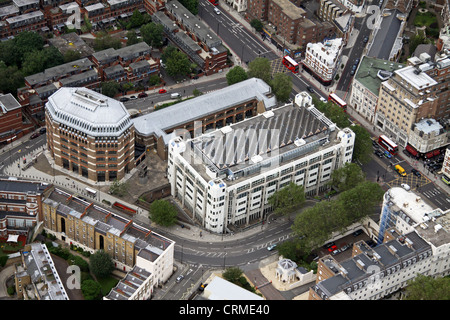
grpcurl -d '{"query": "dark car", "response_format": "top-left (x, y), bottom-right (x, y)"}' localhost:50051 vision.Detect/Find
top-left (411, 168), bottom-right (421, 177)
top-left (138, 92), bottom-right (148, 98)
top-left (366, 239), bottom-right (377, 247)
top-left (351, 64), bottom-right (357, 71)
top-left (39, 127), bottom-right (46, 134)
top-left (363, 36), bottom-right (369, 43)
top-left (306, 86), bottom-right (314, 93)
top-left (323, 241), bottom-right (336, 249)
top-left (354, 58), bottom-right (360, 65)
top-left (30, 132), bottom-right (40, 139)
top-left (353, 229), bottom-right (363, 237)
top-left (374, 150), bottom-right (384, 158)
top-left (119, 97), bottom-right (130, 102)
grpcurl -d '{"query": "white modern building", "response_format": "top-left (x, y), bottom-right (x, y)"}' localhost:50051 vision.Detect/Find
top-left (167, 92), bottom-right (355, 233)
top-left (303, 38), bottom-right (344, 85)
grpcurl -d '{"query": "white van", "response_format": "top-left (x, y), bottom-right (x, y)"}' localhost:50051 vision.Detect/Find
top-left (170, 93), bottom-right (181, 99)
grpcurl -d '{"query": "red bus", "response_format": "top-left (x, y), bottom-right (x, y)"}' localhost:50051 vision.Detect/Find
top-left (328, 93), bottom-right (347, 112)
top-left (282, 55), bottom-right (299, 73)
top-left (378, 134), bottom-right (398, 155)
top-left (208, 0), bottom-right (219, 5)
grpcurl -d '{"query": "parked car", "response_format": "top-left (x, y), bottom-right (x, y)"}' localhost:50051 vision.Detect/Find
top-left (39, 127), bottom-right (46, 134)
top-left (354, 58), bottom-right (360, 65)
top-left (366, 239), bottom-right (377, 247)
top-left (30, 132), bottom-right (40, 139)
top-left (327, 245), bottom-right (338, 252)
top-left (176, 275), bottom-right (184, 283)
top-left (129, 95), bottom-right (137, 100)
top-left (331, 249), bottom-right (341, 255)
top-left (319, 96), bottom-right (327, 102)
top-left (323, 241), bottom-right (336, 249)
top-left (340, 244), bottom-right (352, 252)
top-left (119, 97), bottom-right (129, 102)
top-left (267, 244), bottom-right (277, 251)
top-left (159, 88), bottom-right (167, 94)
top-left (306, 86), bottom-right (314, 93)
top-left (363, 36), bottom-right (369, 43)
top-left (401, 183), bottom-right (410, 191)
top-left (411, 168), bottom-right (421, 177)
top-left (214, 7), bottom-right (221, 14)
top-left (353, 229), bottom-right (363, 237)
top-left (138, 92), bottom-right (148, 98)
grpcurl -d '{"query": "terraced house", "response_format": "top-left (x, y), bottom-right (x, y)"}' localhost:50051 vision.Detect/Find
top-left (42, 187), bottom-right (175, 286)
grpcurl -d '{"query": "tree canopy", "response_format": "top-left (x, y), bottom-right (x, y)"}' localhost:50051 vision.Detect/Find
top-left (403, 274), bottom-right (450, 300)
top-left (271, 72), bottom-right (292, 102)
top-left (268, 182), bottom-right (306, 217)
top-left (141, 22), bottom-right (164, 48)
top-left (89, 250), bottom-right (114, 279)
top-left (226, 65), bottom-right (248, 85)
top-left (149, 199), bottom-right (178, 227)
top-left (329, 162), bottom-right (366, 192)
top-left (247, 57), bottom-right (272, 84)
top-left (161, 45), bottom-right (191, 78)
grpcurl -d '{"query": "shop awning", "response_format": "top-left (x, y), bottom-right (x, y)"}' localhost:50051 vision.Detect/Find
top-left (406, 145), bottom-right (418, 156)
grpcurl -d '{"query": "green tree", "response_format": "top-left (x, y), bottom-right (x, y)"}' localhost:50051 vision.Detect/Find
top-left (126, 30), bottom-right (141, 46)
top-left (81, 279), bottom-right (103, 300)
top-left (89, 250), bottom-right (114, 279)
top-left (403, 274), bottom-right (450, 300)
top-left (162, 46), bottom-right (191, 78)
top-left (250, 19), bottom-right (263, 32)
top-left (148, 74), bottom-right (160, 86)
top-left (271, 72), bottom-right (292, 102)
top-left (93, 33), bottom-right (122, 51)
top-left (22, 46), bottom-right (64, 76)
top-left (108, 179), bottom-right (129, 197)
top-left (222, 267), bottom-right (243, 284)
top-left (149, 199), bottom-right (178, 227)
top-left (351, 125), bottom-right (373, 164)
top-left (226, 65), bottom-right (248, 85)
top-left (329, 162), bottom-right (365, 192)
top-left (0, 62), bottom-right (23, 95)
top-left (101, 81), bottom-right (120, 98)
top-left (141, 22), bottom-right (164, 48)
top-left (128, 9), bottom-right (145, 29)
top-left (192, 88), bottom-right (203, 97)
top-left (13, 31), bottom-right (45, 67)
top-left (268, 182), bottom-right (305, 218)
top-left (64, 49), bottom-right (82, 63)
top-left (312, 96), bottom-right (350, 129)
top-left (337, 181), bottom-right (384, 223)
top-left (247, 57), bottom-right (272, 84)
top-left (178, 0), bottom-right (198, 15)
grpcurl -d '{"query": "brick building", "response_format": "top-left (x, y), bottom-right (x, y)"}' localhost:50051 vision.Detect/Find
top-left (45, 87), bottom-right (136, 182)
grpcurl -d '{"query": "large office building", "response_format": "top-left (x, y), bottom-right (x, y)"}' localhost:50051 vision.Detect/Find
top-left (45, 87), bottom-right (136, 182)
top-left (374, 65), bottom-right (438, 147)
top-left (310, 187), bottom-right (450, 300)
top-left (132, 77), bottom-right (277, 160)
top-left (167, 92), bottom-right (355, 234)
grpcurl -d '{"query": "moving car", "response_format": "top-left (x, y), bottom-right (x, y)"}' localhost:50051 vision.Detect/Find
top-left (411, 168), bottom-right (421, 177)
top-left (306, 86), bottom-right (314, 93)
top-left (214, 7), bottom-right (221, 14)
top-left (384, 150), bottom-right (392, 159)
top-left (138, 92), bottom-right (148, 98)
top-left (401, 183), bottom-right (410, 191)
top-left (171, 93), bottom-right (181, 99)
top-left (30, 132), bottom-right (40, 139)
top-left (394, 164), bottom-right (406, 177)
top-left (363, 36), bottom-right (369, 43)
top-left (267, 244), bottom-right (277, 251)
top-left (176, 275), bottom-right (184, 283)
top-left (374, 150), bottom-right (384, 158)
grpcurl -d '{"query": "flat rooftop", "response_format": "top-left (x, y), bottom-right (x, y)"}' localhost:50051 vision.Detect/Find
top-left (176, 92), bottom-right (339, 185)
top-left (395, 65), bottom-right (437, 90)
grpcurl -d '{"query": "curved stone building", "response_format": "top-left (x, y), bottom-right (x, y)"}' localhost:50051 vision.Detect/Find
top-left (45, 87), bottom-right (135, 182)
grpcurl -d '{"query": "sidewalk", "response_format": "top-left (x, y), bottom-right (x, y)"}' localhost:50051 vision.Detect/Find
top-left (346, 105), bottom-right (450, 194)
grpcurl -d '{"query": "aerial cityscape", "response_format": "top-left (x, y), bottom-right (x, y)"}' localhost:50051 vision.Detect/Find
top-left (0, 0), bottom-right (449, 305)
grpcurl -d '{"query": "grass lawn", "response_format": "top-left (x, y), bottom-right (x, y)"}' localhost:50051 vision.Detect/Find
top-left (0, 240), bottom-right (24, 255)
top-left (414, 11), bottom-right (438, 28)
top-left (97, 276), bottom-right (119, 296)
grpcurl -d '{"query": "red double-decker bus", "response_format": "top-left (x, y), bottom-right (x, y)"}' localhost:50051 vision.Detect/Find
top-left (378, 134), bottom-right (398, 155)
top-left (328, 93), bottom-right (347, 112)
top-left (208, 0), bottom-right (219, 5)
top-left (282, 55), bottom-right (299, 73)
